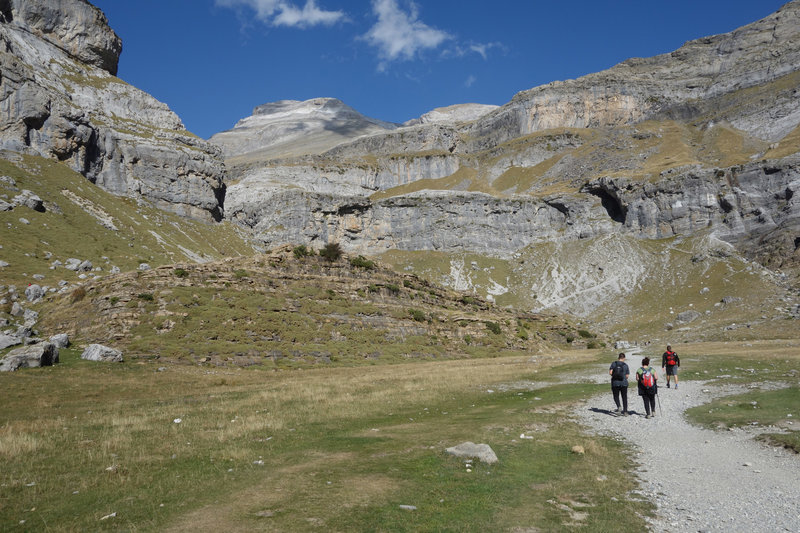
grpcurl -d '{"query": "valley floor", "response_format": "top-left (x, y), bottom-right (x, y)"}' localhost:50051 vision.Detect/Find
top-left (574, 379), bottom-right (800, 532)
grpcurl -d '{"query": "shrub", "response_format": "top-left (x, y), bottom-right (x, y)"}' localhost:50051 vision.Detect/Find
top-left (464, 334), bottom-right (473, 345)
top-left (233, 269), bottom-right (248, 279)
top-left (138, 293), bottom-right (154, 301)
top-left (403, 280), bottom-right (413, 289)
top-left (578, 329), bottom-right (594, 339)
top-left (408, 308), bottom-right (426, 322)
top-left (174, 268), bottom-right (189, 278)
top-left (109, 296), bottom-right (119, 305)
top-left (517, 329), bottom-right (529, 341)
top-left (349, 255), bottom-right (375, 269)
top-left (320, 242), bottom-right (342, 262)
top-left (368, 284), bottom-right (380, 293)
top-left (485, 321), bottom-right (501, 335)
top-left (587, 341), bottom-right (601, 349)
top-left (565, 335), bottom-right (575, 343)
top-left (293, 245), bottom-right (313, 258)
top-left (385, 283), bottom-right (400, 295)
top-left (70, 287), bottom-right (86, 303)
top-left (461, 295), bottom-right (478, 306)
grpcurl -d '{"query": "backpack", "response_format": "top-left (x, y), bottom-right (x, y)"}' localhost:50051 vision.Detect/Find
top-left (640, 368), bottom-right (655, 389)
top-left (611, 362), bottom-right (626, 381)
top-left (665, 351), bottom-right (677, 366)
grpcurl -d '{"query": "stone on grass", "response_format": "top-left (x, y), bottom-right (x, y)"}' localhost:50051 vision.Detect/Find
top-left (10, 301), bottom-right (24, 316)
top-left (571, 445), bottom-right (585, 455)
top-left (677, 310), bottom-right (701, 323)
top-left (445, 442), bottom-right (498, 464)
top-left (49, 333), bottom-right (70, 348)
top-left (0, 334), bottom-right (22, 350)
top-left (0, 342), bottom-right (58, 372)
top-left (12, 190), bottom-right (44, 212)
top-left (25, 284), bottom-right (44, 302)
top-left (81, 344), bottom-right (123, 363)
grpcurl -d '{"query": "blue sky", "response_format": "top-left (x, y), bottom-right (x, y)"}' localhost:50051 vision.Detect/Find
top-left (90, 0), bottom-right (789, 139)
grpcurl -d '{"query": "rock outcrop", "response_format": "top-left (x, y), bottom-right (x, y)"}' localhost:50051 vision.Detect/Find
top-left (221, 1), bottom-right (800, 273)
top-left (0, 0), bottom-right (225, 221)
top-left (0, 342), bottom-right (58, 371)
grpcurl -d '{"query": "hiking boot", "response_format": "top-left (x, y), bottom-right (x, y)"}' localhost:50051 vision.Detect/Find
top-left (674, 384), bottom-right (678, 390)
top-left (666, 383), bottom-right (670, 388)
top-left (623, 411), bottom-right (629, 416)
top-left (645, 414), bottom-right (652, 419)
top-left (614, 407), bottom-right (620, 413)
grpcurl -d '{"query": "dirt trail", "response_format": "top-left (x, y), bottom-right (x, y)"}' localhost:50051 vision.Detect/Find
top-left (573, 378), bottom-right (799, 532)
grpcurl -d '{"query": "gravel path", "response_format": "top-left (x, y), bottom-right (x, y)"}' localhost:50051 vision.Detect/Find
top-left (573, 376), bottom-right (800, 532)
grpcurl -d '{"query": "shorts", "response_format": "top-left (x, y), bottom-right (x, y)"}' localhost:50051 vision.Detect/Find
top-left (665, 365), bottom-right (678, 376)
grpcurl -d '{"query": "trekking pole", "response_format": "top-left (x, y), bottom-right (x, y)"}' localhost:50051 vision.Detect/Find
top-left (657, 392), bottom-right (663, 417)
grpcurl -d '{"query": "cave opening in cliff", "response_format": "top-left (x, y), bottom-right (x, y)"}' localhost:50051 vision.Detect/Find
top-left (588, 189), bottom-right (627, 224)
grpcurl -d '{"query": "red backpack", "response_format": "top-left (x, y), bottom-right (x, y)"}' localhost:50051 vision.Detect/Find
top-left (640, 368), bottom-right (655, 388)
top-left (665, 351), bottom-right (677, 366)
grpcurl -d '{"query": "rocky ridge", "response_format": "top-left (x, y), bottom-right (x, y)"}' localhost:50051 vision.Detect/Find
top-left (0, 0), bottom-right (226, 221)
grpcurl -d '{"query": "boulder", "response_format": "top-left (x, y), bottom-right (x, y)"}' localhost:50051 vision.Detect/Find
top-left (49, 333), bottom-right (69, 348)
top-left (81, 344), bottom-right (123, 363)
top-left (0, 342), bottom-right (58, 371)
top-left (11, 190), bottom-right (44, 212)
top-left (0, 334), bottom-right (21, 350)
top-left (10, 301), bottom-right (24, 316)
top-left (24, 284), bottom-right (44, 302)
top-left (445, 442), bottom-right (499, 464)
top-left (676, 310), bottom-right (701, 323)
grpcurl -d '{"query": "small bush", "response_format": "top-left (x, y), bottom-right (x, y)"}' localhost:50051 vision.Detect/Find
top-left (109, 296), bottom-right (119, 305)
top-left (138, 293), bottom-right (154, 302)
top-left (517, 329), bottom-right (529, 341)
top-left (565, 335), bottom-right (575, 343)
top-left (349, 255), bottom-right (375, 269)
top-left (464, 334), bottom-right (473, 345)
top-left (385, 283), bottom-right (400, 295)
top-left (403, 280), bottom-right (413, 289)
top-left (461, 295), bottom-right (478, 306)
top-left (408, 308), bottom-right (426, 322)
top-left (320, 242), bottom-right (343, 262)
top-left (577, 329), bottom-right (594, 339)
top-left (368, 284), bottom-right (380, 293)
top-left (587, 341), bottom-right (601, 349)
top-left (70, 287), bottom-right (86, 303)
top-left (293, 245), bottom-right (313, 259)
top-left (485, 321), bottom-right (501, 335)
top-left (173, 268), bottom-right (189, 278)
top-left (233, 269), bottom-right (249, 279)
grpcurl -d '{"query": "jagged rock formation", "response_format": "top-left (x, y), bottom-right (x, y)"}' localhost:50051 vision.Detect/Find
top-left (0, 0), bottom-right (225, 221)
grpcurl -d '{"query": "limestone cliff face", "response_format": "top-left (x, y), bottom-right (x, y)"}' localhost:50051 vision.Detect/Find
top-left (467, 0), bottom-right (800, 147)
top-left (0, 0), bottom-right (225, 221)
top-left (221, 1), bottom-right (800, 273)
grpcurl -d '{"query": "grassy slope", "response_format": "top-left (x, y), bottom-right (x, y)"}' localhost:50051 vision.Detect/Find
top-left (0, 152), bottom-right (253, 290)
top-left (35, 248), bottom-right (588, 365)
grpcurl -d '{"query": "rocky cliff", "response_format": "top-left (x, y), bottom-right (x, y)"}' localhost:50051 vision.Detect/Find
top-left (222, 2), bottom-right (800, 268)
top-left (0, 0), bottom-right (225, 221)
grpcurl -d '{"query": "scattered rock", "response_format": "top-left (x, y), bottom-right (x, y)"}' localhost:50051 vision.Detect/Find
top-left (138, 263), bottom-right (151, 271)
top-left (398, 505), bottom-right (417, 511)
top-left (24, 284), bottom-right (44, 302)
top-left (81, 344), bottom-right (123, 363)
top-left (677, 310), bottom-right (701, 323)
top-left (0, 342), bottom-right (58, 371)
top-left (12, 190), bottom-right (44, 212)
top-left (10, 301), bottom-right (24, 316)
top-left (0, 334), bottom-right (22, 350)
top-left (445, 442), bottom-right (498, 464)
top-left (571, 445), bottom-right (585, 455)
top-left (49, 333), bottom-right (70, 348)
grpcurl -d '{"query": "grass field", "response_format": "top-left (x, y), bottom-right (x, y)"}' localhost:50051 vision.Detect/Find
top-left (0, 348), bottom-right (654, 532)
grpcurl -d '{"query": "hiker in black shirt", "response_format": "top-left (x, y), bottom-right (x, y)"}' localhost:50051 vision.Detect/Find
top-left (661, 344), bottom-right (680, 389)
top-left (608, 352), bottom-right (630, 416)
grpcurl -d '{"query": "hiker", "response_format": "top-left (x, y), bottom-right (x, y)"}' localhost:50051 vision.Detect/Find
top-left (636, 357), bottom-right (658, 418)
top-left (661, 344), bottom-right (680, 389)
top-left (608, 352), bottom-right (630, 415)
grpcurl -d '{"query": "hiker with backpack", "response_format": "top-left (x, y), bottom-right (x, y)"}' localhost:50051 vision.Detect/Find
top-left (661, 344), bottom-right (680, 389)
top-left (608, 352), bottom-right (630, 415)
top-left (636, 357), bottom-right (659, 418)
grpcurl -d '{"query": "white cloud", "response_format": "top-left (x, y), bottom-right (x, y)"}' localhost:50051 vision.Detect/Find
top-left (216, 0), bottom-right (345, 28)
top-left (464, 74), bottom-right (476, 88)
top-left (363, 0), bottom-right (451, 69)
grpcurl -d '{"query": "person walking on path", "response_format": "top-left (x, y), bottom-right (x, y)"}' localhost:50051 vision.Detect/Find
top-left (636, 357), bottom-right (659, 418)
top-left (661, 344), bottom-right (680, 389)
top-left (609, 352), bottom-right (630, 415)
